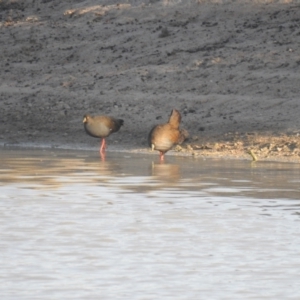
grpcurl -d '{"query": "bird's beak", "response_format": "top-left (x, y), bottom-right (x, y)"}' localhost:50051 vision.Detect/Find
top-left (151, 144), bottom-right (155, 151)
top-left (83, 117), bottom-right (87, 123)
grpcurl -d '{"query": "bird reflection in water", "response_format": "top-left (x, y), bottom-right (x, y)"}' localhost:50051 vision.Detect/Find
top-left (151, 162), bottom-right (180, 182)
top-left (83, 156), bottom-right (122, 178)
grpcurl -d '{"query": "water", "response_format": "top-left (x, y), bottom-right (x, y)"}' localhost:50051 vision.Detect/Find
top-left (0, 148), bottom-right (300, 299)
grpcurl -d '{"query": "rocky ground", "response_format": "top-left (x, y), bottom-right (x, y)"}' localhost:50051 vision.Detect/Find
top-left (1, 0), bottom-right (300, 162)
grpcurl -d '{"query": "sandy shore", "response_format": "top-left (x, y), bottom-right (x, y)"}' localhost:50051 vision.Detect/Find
top-left (1, 0), bottom-right (300, 162)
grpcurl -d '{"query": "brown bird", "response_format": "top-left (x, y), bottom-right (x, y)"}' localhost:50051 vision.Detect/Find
top-left (148, 109), bottom-right (188, 161)
top-left (83, 114), bottom-right (124, 153)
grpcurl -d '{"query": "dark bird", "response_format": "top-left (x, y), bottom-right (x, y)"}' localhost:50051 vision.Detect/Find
top-left (83, 114), bottom-right (124, 153)
top-left (148, 109), bottom-right (188, 161)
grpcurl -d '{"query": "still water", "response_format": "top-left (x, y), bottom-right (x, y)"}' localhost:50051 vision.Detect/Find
top-left (0, 148), bottom-right (300, 299)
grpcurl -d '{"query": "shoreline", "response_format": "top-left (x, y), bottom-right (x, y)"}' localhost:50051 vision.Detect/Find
top-left (1, 137), bottom-right (300, 164)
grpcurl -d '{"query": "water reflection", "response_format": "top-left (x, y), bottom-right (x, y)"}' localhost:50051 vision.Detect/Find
top-left (0, 148), bottom-right (299, 199)
top-left (0, 148), bottom-right (300, 299)
top-left (1, 147), bottom-right (300, 222)
top-left (151, 162), bottom-right (180, 182)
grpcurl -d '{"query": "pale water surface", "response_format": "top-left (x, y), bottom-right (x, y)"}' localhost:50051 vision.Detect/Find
top-left (0, 148), bottom-right (300, 299)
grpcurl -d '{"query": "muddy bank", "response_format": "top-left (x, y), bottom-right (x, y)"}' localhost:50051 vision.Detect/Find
top-left (0, 0), bottom-right (300, 162)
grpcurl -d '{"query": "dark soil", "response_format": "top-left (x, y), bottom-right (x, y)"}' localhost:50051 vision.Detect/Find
top-left (1, 0), bottom-right (300, 162)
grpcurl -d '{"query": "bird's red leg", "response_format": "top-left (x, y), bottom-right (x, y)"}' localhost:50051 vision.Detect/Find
top-left (100, 138), bottom-right (106, 153)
